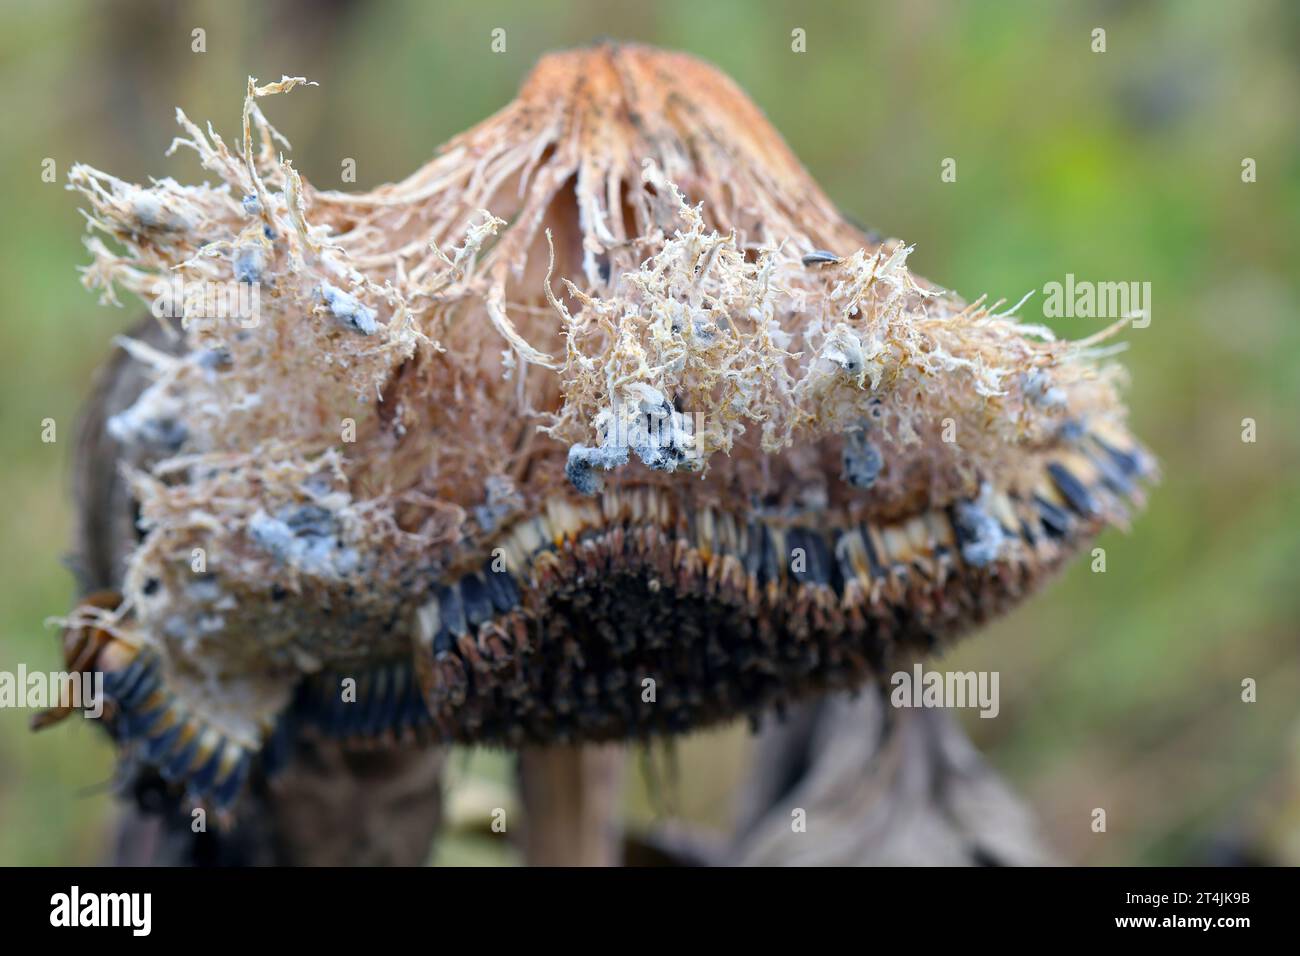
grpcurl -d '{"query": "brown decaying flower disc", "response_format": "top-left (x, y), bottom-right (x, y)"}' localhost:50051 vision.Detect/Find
top-left (57, 44), bottom-right (1153, 807)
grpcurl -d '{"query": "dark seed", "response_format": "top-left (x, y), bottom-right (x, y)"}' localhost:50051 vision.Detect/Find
top-left (482, 562), bottom-right (521, 612)
top-left (186, 745), bottom-right (226, 795)
top-left (161, 734), bottom-right (201, 781)
top-left (438, 584), bottom-right (467, 638)
top-left (459, 574), bottom-right (494, 629)
top-left (1047, 462), bottom-right (1098, 517)
top-left (860, 525), bottom-right (885, 578)
top-left (1034, 496), bottom-right (1071, 538)
top-left (210, 751), bottom-right (251, 808)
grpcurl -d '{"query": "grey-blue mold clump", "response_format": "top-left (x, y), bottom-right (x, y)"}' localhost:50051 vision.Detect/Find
top-left (319, 282), bottom-right (378, 335)
top-left (565, 398), bottom-right (701, 494)
top-left (842, 426), bottom-right (884, 489)
top-left (233, 241), bottom-right (266, 284)
top-left (566, 441), bottom-right (631, 495)
top-left (952, 484), bottom-right (1008, 567)
top-left (628, 400), bottom-right (698, 472)
top-left (106, 379), bottom-right (189, 453)
top-left (1022, 369), bottom-right (1067, 410)
top-left (249, 504), bottom-right (361, 579)
top-left (472, 475), bottom-right (523, 533)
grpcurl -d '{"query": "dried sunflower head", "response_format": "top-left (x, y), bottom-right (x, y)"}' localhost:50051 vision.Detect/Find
top-left (58, 44), bottom-right (1152, 806)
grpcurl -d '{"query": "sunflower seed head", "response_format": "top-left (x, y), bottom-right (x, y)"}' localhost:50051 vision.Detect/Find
top-left (63, 46), bottom-right (1154, 770)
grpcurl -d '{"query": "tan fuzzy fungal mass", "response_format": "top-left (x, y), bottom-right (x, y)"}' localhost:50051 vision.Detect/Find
top-left (64, 46), bottom-right (1152, 762)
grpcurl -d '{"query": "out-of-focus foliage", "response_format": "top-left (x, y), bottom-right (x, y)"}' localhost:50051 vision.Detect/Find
top-left (1, 0), bottom-right (1296, 866)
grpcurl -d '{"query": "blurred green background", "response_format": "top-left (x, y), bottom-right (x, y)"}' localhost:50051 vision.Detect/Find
top-left (1, 0), bottom-right (1297, 866)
